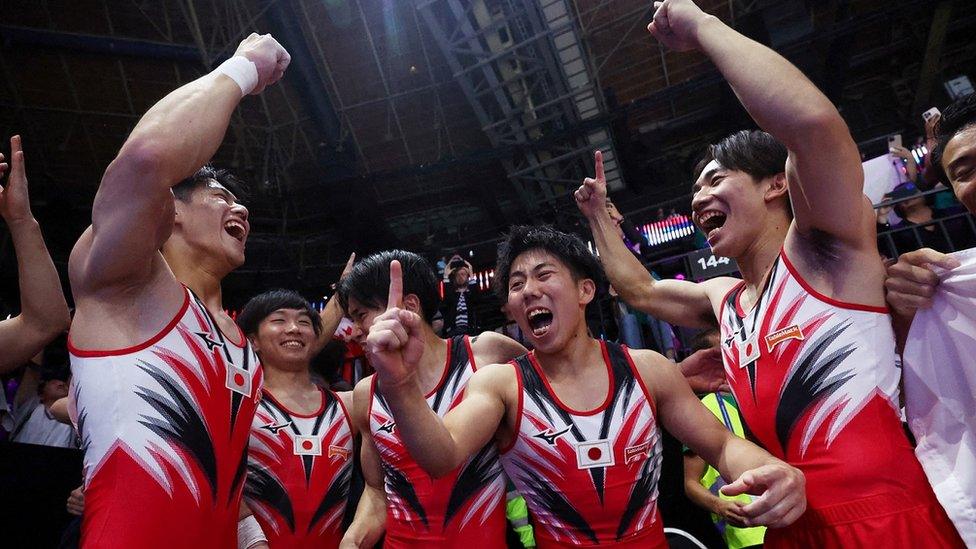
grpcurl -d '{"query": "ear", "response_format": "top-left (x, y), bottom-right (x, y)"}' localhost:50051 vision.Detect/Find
top-left (402, 294), bottom-right (423, 315)
top-left (247, 335), bottom-right (260, 353)
top-left (763, 172), bottom-right (789, 203)
top-left (577, 278), bottom-right (596, 306)
top-left (172, 197), bottom-right (185, 226)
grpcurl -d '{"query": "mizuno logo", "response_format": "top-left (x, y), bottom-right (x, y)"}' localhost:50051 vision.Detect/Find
top-left (532, 426), bottom-right (571, 446)
top-left (195, 332), bottom-right (224, 351)
top-left (724, 326), bottom-right (743, 349)
top-left (378, 420), bottom-right (396, 434)
top-left (260, 421), bottom-right (292, 434)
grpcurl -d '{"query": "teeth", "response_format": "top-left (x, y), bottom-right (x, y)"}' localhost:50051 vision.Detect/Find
top-left (282, 341), bottom-right (303, 348)
top-left (698, 211), bottom-right (722, 223)
top-left (528, 308), bottom-right (550, 319)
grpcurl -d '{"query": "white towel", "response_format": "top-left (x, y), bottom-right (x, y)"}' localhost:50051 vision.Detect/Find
top-left (904, 247), bottom-right (976, 547)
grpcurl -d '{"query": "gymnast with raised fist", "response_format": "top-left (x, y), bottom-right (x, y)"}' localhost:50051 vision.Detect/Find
top-left (579, 1), bottom-right (964, 546)
top-left (67, 33), bottom-right (289, 548)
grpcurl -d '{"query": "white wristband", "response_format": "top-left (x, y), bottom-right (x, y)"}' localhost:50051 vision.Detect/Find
top-left (215, 56), bottom-right (259, 96)
top-left (237, 515), bottom-right (267, 549)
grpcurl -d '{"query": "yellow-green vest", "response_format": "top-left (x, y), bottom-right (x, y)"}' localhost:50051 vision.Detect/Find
top-left (699, 392), bottom-right (766, 549)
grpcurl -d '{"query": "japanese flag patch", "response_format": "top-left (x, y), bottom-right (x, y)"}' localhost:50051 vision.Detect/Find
top-left (225, 364), bottom-right (253, 397)
top-left (577, 439), bottom-right (614, 470)
top-left (294, 435), bottom-right (322, 456)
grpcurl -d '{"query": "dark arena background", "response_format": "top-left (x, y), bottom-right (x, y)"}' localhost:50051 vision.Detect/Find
top-left (0, 1), bottom-right (974, 548)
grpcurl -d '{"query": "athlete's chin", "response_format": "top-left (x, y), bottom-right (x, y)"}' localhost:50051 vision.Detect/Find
top-left (708, 235), bottom-right (740, 258)
top-left (225, 249), bottom-right (246, 269)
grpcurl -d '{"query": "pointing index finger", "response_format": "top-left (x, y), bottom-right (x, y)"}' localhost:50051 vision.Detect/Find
top-left (594, 150), bottom-right (605, 182)
top-left (387, 260), bottom-right (403, 311)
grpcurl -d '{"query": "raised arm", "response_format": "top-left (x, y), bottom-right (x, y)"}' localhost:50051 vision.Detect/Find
top-left (649, 0), bottom-right (867, 244)
top-left (341, 378), bottom-right (387, 548)
top-left (635, 349), bottom-right (805, 527)
top-left (0, 137), bottom-right (70, 373)
top-left (576, 150), bottom-right (726, 328)
top-left (313, 253), bottom-right (357, 354)
top-left (73, 34), bottom-right (290, 291)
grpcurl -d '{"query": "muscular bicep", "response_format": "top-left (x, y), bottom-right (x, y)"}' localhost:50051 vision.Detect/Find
top-left (78, 156), bottom-right (176, 290)
top-left (786, 129), bottom-right (870, 245)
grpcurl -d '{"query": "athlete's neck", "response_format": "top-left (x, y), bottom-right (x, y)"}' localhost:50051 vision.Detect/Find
top-left (263, 364), bottom-right (315, 394)
top-left (533, 315), bottom-right (601, 378)
top-left (736, 217), bottom-right (788, 302)
top-left (263, 364), bottom-right (322, 415)
top-left (416, 323), bottom-right (449, 392)
top-left (162, 240), bottom-right (231, 315)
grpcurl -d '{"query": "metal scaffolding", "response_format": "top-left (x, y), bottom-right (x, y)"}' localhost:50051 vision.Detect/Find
top-left (416, 0), bottom-right (625, 220)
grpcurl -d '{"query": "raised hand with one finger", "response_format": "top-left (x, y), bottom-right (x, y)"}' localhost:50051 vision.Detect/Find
top-left (365, 260), bottom-right (426, 389)
top-left (575, 150), bottom-right (610, 219)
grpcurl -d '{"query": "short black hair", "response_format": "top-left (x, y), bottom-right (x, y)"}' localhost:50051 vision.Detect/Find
top-left (337, 250), bottom-right (440, 322)
top-left (693, 130), bottom-right (788, 182)
top-left (173, 165), bottom-right (249, 203)
top-left (238, 289), bottom-right (322, 337)
top-left (932, 93), bottom-right (976, 179)
top-left (494, 225), bottom-right (604, 300)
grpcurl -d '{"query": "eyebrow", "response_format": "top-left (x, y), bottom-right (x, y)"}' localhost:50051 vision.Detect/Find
top-left (946, 154), bottom-right (973, 175)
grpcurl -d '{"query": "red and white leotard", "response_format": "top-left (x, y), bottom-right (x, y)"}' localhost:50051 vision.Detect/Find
top-left (245, 387), bottom-right (353, 548)
top-left (69, 286), bottom-right (262, 548)
top-left (500, 341), bottom-right (666, 548)
top-left (369, 335), bottom-right (506, 548)
top-left (719, 250), bottom-right (962, 547)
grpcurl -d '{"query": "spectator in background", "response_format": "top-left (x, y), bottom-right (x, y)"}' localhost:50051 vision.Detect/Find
top-left (9, 335), bottom-right (78, 448)
top-left (887, 182), bottom-right (954, 254)
top-left (888, 181), bottom-right (976, 254)
top-left (440, 255), bottom-right (481, 337)
top-left (0, 135), bottom-right (71, 375)
top-left (683, 329), bottom-right (765, 549)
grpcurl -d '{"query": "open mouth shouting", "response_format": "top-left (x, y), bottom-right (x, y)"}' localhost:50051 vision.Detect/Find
top-left (527, 307), bottom-right (554, 338)
top-left (696, 210), bottom-right (727, 243)
top-left (224, 218), bottom-right (248, 243)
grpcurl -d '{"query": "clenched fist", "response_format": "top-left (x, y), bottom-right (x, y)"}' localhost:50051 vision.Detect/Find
top-left (233, 33), bottom-right (291, 95)
top-left (647, 0), bottom-right (714, 52)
